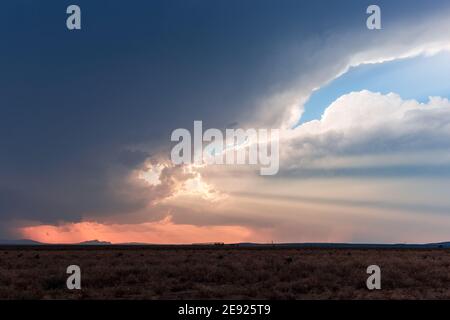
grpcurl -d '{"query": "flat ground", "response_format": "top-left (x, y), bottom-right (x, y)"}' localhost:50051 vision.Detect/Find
top-left (0, 246), bottom-right (449, 299)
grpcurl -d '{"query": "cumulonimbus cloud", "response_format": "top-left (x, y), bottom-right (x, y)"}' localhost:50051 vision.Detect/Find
top-left (3, 1), bottom-right (450, 241)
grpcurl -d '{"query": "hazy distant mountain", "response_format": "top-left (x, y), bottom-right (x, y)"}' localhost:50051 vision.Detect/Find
top-left (1, 239), bottom-right (450, 248)
top-left (234, 242), bottom-right (450, 249)
top-left (0, 239), bottom-right (112, 245)
top-left (77, 240), bottom-right (112, 245)
top-left (0, 239), bottom-right (43, 245)
top-left (431, 242), bottom-right (450, 248)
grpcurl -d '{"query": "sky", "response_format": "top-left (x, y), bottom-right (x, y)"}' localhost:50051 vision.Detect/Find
top-left (299, 52), bottom-right (450, 124)
top-left (2, 0), bottom-right (450, 244)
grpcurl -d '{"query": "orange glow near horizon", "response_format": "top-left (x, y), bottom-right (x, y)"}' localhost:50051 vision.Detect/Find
top-left (19, 216), bottom-right (271, 244)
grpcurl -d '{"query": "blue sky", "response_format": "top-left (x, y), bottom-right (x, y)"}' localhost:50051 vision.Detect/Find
top-left (299, 52), bottom-right (450, 124)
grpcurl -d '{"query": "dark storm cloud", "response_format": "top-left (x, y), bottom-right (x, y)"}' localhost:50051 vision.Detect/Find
top-left (0, 0), bottom-right (448, 233)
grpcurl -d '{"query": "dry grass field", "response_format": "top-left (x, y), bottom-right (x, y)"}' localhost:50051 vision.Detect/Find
top-left (0, 246), bottom-right (450, 299)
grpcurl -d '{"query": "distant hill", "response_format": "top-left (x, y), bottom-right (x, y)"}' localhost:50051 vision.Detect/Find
top-left (1, 239), bottom-right (450, 248)
top-left (0, 239), bottom-right (111, 245)
top-left (232, 242), bottom-right (450, 249)
top-left (0, 239), bottom-right (43, 245)
top-left (432, 242), bottom-right (450, 248)
top-left (76, 240), bottom-right (112, 245)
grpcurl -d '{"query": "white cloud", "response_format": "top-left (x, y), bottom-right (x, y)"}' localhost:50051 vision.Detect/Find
top-left (282, 91), bottom-right (450, 171)
top-left (305, 91), bottom-right (450, 132)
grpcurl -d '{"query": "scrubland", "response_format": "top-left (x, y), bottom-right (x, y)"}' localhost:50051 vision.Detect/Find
top-left (0, 247), bottom-right (449, 299)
